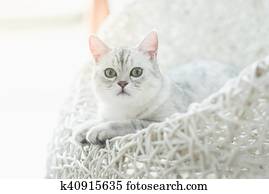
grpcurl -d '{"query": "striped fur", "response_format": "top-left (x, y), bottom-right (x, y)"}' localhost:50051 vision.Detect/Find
top-left (73, 32), bottom-right (235, 145)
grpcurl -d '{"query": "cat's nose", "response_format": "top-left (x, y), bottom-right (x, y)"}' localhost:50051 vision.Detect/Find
top-left (117, 81), bottom-right (128, 88)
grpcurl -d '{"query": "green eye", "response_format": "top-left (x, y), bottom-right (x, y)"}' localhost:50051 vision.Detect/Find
top-left (104, 68), bottom-right (117, 78)
top-left (130, 67), bottom-right (143, 78)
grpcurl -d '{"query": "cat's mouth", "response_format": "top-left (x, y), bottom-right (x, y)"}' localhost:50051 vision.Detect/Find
top-left (117, 90), bottom-right (130, 96)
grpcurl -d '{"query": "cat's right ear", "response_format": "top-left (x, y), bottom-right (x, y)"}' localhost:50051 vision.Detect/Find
top-left (89, 35), bottom-right (111, 63)
top-left (137, 31), bottom-right (158, 60)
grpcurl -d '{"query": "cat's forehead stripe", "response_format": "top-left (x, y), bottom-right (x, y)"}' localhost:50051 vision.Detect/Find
top-left (120, 49), bottom-right (125, 69)
top-left (114, 48), bottom-right (132, 70)
top-left (124, 50), bottom-right (131, 65)
top-left (115, 53), bottom-right (120, 66)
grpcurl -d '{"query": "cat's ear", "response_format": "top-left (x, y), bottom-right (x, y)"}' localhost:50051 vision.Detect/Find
top-left (89, 35), bottom-right (111, 62)
top-left (137, 31), bottom-right (158, 60)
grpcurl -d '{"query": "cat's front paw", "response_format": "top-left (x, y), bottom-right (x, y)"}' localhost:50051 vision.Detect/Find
top-left (72, 120), bottom-right (101, 145)
top-left (86, 123), bottom-right (116, 145)
top-left (73, 131), bottom-right (88, 145)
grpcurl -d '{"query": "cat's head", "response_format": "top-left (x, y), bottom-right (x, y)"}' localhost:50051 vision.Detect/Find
top-left (89, 31), bottom-right (163, 106)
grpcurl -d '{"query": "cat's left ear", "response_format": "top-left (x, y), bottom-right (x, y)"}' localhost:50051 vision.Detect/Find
top-left (137, 31), bottom-right (158, 60)
top-left (89, 35), bottom-right (111, 63)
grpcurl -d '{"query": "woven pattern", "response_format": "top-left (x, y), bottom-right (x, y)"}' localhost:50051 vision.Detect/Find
top-left (46, 57), bottom-right (269, 178)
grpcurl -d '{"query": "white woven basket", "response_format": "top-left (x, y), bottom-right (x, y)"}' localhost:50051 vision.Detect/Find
top-left (46, 56), bottom-right (269, 178)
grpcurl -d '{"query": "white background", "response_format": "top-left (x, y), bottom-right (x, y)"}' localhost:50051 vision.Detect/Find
top-left (0, 0), bottom-right (89, 178)
top-left (0, 179), bottom-right (268, 194)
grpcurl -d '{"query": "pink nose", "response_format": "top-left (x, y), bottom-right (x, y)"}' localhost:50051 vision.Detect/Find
top-left (117, 81), bottom-right (128, 88)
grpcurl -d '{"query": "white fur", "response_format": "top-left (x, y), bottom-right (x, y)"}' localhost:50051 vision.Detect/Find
top-left (92, 48), bottom-right (164, 121)
top-left (74, 32), bottom-right (235, 145)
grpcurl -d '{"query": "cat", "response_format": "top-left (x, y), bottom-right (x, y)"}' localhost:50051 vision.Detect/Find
top-left (74, 31), bottom-right (236, 145)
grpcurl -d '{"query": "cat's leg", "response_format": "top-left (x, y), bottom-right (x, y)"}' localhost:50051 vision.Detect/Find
top-left (86, 120), bottom-right (153, 145)
top-left (72, 119), bottom-right (101, 145)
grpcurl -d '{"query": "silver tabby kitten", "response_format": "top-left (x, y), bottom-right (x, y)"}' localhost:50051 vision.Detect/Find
top-left (74, 31), bottom-right (235, 145)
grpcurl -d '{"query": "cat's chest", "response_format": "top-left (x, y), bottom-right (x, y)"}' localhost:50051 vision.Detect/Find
top-left (99, 105), bottom-right (142, 120)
